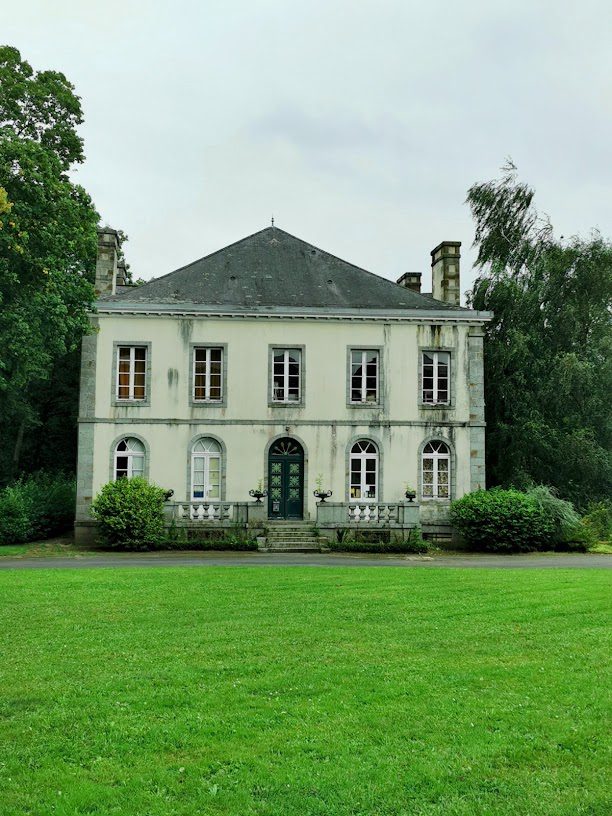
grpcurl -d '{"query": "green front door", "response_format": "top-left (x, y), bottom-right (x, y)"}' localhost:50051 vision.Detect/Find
top-left (268, 438), bottom-right (304, 520)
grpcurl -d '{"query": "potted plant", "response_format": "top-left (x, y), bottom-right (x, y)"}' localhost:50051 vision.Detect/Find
top-left (313, 474), bottom-right (333, 503)
top-left (404, 484), bottom-right (417, 502)
top-left (249, 479), bottom-right (267, 503)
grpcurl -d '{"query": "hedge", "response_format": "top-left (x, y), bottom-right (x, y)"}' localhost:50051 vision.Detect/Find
top-left (0, 472), bottom-right (75, 545)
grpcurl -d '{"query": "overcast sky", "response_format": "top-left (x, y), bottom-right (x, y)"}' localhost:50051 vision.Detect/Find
top-left (5, 0), bottom-right (612, 295)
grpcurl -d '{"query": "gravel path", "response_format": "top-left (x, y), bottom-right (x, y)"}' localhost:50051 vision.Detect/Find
top-left (0, 551), bottom-right (610, 570)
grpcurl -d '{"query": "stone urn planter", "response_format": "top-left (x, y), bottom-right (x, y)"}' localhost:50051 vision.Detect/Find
top-left (314, 489), bottom-right (333, 503)
top-left (249, 489), bottom-right (268, 504)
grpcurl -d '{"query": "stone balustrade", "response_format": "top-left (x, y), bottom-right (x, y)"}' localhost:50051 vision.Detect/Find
top-left (166, 501), bottom-right (248, 524)
top-left (316, 501), bottom-right (420, 528)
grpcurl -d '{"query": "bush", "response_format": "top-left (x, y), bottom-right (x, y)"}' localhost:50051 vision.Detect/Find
top-left (0, 472), bottom-right (76, 545)
top-left (581, 500), bottom-right (612, 543)
top-left (329, 527), bottom-right (427, 554)
top-left (164, 522), bottom-right (258, 550)
top-left (0, 485), bottom-right (33, 545)
top-left (91, 478), bottom-right (167, 550)
top-left (451, 488), bottom-right (555, 553)
top-left (526, 485), bottom-right (582, 546)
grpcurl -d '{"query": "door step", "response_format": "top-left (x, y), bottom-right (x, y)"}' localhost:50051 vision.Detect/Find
top-left (263, 545), bottom-right (323, 553)
top-left (260, 522), bottom-right (324, 552)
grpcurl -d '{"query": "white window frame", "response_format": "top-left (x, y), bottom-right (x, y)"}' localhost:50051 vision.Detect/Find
top-left (114, 437), bottom-right (145, 480)
top-left (191, 439), bottom-right (222, 501)
top-left (421, 440), bottom-right (451, 500)
top-left (350, 349), bottom-right (379, 404)
top-left (116, 345), bottom-right (147, 401)
top-left (193, 346), bottom-right (223, 403)
top-left (272, 348), bottom-right (301, 403)
top-left (422, 351), bottom-right (450, 405)
top-left (349, 440), bottom-right (379, 503)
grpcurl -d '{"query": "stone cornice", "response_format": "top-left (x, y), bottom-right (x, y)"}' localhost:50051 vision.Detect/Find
top-left (78, 417), bottom-right (487, 428)
top-left (94, 303), bottom-right (493, 324)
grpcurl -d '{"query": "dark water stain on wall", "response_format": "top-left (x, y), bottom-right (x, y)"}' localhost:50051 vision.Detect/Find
top-left (179, 319), bottom-right (193, 345)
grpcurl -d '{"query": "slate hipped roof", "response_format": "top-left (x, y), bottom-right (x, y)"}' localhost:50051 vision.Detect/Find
top-left (101, 227), bottom-right (466, 311)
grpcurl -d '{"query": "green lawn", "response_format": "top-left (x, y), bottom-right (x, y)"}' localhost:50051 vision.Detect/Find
top-left (0, 568), bottom-right (609, 815)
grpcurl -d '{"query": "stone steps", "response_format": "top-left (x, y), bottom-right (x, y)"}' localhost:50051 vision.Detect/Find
top-left (261, 521), bottom-right (324, 552)
top-left (265, 545), bottom-right (322, 552)
top-left (266, 532), bottom-right (318, 539)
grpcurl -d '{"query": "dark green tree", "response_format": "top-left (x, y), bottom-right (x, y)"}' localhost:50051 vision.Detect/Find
top-left (467, 162), bottom-right (612, 508)
top-left (0, 46), bottom-right (99, 481)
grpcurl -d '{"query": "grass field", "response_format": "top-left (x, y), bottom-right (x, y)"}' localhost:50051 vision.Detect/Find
top-left (0, 567), bottom-right (609, 815)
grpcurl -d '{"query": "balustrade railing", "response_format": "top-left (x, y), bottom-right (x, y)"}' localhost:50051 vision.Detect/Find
top-left (167, 502), bottom-right (248, 523)
top-left (347, 503), bottom-right (400, 524)
top-left (316, 501), bottom-right (420, 527)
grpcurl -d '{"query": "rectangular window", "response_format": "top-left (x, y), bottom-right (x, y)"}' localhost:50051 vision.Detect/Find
top-left (272, 348), bottom-right (301, 403)
top-left (116, 346), bottom-right (147, 401)
top-left (422, 351), bottom-right (450, 404)
top-left (350, 349), bottom-right (379, 403)
top-left (193, 347), bottom-right (223, 402)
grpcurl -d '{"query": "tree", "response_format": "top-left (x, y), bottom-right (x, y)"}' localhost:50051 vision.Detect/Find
top-left (0, 46), bottom-right (99, 482)
top-left (467, 162), bottom-right (612, 508)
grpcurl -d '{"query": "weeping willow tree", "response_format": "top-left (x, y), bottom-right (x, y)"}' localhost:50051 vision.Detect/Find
top-left (467, 162), bottom-right (612, 509)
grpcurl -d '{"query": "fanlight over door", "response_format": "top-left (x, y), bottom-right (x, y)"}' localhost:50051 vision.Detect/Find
top-left (268, 437), bottom-right (304, 520)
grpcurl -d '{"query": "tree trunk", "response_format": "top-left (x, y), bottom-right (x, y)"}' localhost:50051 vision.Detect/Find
top-left (12, 419), bottom-right (25, 472)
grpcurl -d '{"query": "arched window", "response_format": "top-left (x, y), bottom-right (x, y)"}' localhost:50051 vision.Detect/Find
top-left (422, 440), bottom-right (450, 500)
top-left (350, 440), bottom-right (378, 502)
top-left (191, 437), bottom-right (222, 501)
top-left (114, 437), bottom-right (145, 479)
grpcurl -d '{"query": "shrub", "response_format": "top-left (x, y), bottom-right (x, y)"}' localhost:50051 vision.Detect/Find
top-left (0, 485), bottom-right (33, 545)
top-left (526, 485), bottom-right (582, 546)
top-left (450, 488), bottom-right (554, 553)
top-left (163, 522), bottom-right (258, 551)
top-left (329, 527), bottom-right (427, 554)
top-left (581, 500), bottom-right (612, 543)
top-left (0, 472), bottom-right (76, 545)
top-left (91, 478), bottom-right (167, 550)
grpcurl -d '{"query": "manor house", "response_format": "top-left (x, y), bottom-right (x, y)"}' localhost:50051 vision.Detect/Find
top-left (75, 226), bottom-right (490, 544)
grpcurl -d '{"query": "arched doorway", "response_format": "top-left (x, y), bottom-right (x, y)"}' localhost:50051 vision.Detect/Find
top-left (268, 437), bottom-right (304, 520)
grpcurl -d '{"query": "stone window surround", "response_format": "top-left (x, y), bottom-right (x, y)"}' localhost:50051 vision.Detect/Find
top-left (108, 432), bottom-right (151, 482)
top-left (418, 345), bottom-right (455, 410)
top-left (267, 344), bottom-right (306, 408)
top-left (346, 345), bottom-right (384, 409)
top-left (111, 341), bottom-right (152, 407)
top-left (185, 433), bottom-right (227, 502)
top-left (188, 343), bottom-right (228, 407)
top-left (417, 434), bottom-right (456, 503)
top-left (344, 434), bottom-right (384, 503)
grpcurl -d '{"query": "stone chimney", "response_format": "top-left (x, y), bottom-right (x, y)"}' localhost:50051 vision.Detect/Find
top-left (396, 271), bottom-right (422, 294)
top-left (94, 227), bottom-right (119, 296)
top-left (431, 241), bottom-right (461, 306)
top-left (116, 260), bottom-right (128, 287)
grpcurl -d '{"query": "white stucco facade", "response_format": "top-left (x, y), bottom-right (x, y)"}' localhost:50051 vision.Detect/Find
top-left (76, 307), bottom-right (489, 537)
